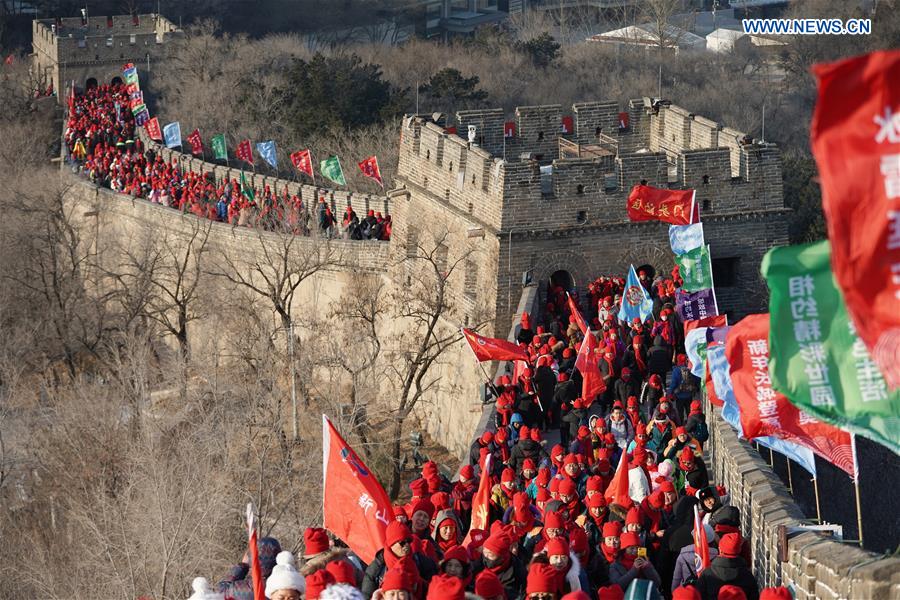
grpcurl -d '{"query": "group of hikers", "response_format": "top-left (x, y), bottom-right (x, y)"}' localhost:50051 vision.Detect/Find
top-left (63, 83), bottom-right (391, 240)
top-left (185, 269), bottom-right (795, 600)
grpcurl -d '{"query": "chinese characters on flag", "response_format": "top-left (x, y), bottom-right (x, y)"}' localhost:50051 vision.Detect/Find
top-left (810, 49), bottom-right (900, 388)
top-left (358, 155), bottom-right (384, 187)
top-left (187, 128), bottom-right (203, 156)
top-left (236, 139), bottom-right (253, 165)
top-left (144, 117), bottom-right (162, 141)
top-left (290, 149), bottom-right (313, 177)
top-left (725, 314), bottom-right (855, 477)
top-left (322, 415), bottom-right (392, 564)
top-left (626, 184), bottom-right (697, 226)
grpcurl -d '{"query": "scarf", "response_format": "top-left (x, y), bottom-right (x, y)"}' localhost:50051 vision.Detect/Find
top-left (600, 543), bottom-right (618, 564)
top-left (633, 346), bottom-right (647, 373)
top-left (618, 552), bottom-right (636, 571)
top-left (654, 420), bottom-right (668, 435)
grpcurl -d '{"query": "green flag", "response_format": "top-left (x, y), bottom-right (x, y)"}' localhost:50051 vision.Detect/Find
top-left (240, 171), bottom-right (255, 202)
top-left (762, 240), bottom-right (900, 454)
top-left (211, 134), bottom-right (227, 161)
top-left (675, 245), bottom-right (713, 292)
top-left (320, 156), bottom-right (346, 186)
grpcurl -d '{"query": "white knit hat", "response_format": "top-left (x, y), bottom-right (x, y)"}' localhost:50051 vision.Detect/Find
top-left (187, 577), bottom-right (224, 600)
top-left (265, 551), bottom-right (306, 598)
top-left (320, 583), bottom-right (365, 600)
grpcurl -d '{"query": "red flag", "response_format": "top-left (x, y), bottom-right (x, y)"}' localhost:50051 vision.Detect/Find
top-left (236, 139), bottom-right (253, 164)
top-left (566, 293), bottom-right (588, 335)
top-left (725, 314), bottom-right (855, 477)
top-left (246, 504), bottom-right (266, 600)
top-left (323, 415), bottom-right (392, 564)
top-left (618, 112), bottom-right (630, 130)
top-left (575, 331), bottom-right (606, 406)
top-left (692, 504), bottom-right (711, 574)
top-left (627, 184), bottom-right (697, 225)
top-left (684, 314), bottom-right (727, 335)
top-left (463, 454), bottom-right (492, 545)
top-left (504, 121), bottom-right (516, 138)
top-left (705, 357), bottom-right (723, 407)
top-left (187, 128), bottom-right (203, 155)
top-left (604, 447), bottom-right (630, 507)
top-left (290, 149), bottom-right (313, 177)
top-left (463, 328), bottom-right (530, 362)
top-left (358, 155), bottom-right (384, 187)
top-left (144, 117), bottom-right (162, 141)
top-left (811, 50), bottom-right (900, 388)
top-left (561, 116), bottom-right (573, 134)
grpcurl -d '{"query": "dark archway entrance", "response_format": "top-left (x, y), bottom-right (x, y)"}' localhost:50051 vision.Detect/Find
top-left (550, 269), bottom-right (575, 292)
top-left (85, 77), bottom-right (98, 90)
top-left (110, 76), bottom-right (123, 85)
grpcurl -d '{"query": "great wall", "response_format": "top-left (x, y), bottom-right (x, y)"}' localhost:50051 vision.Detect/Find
top-left (41, 13), bottom-right (898, 598)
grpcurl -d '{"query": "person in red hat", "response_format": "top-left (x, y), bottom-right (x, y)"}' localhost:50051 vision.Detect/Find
top-left (372, 565), bottom-right (415, 600)
top-left (546, 537), bottom-right (590, 593)
top-left (525, 560), bottom-right (562, 599)
top-left (304, 569), bottom-right (334, 600)
top-left (674, 446), bottom-right (710, 492)
top-left (668, 353), bottom-right (699, 421)
top-left (451, 464), bottom-right (477, 526)
top-left (672, 585), bottom-right (702, 600)
top-left (597, 584), bottom-right (625, 600)
top-left (696, 533), bottom-right (758, 600)
top-left (758, 587), bottom-right (791, 600)
top-left (470, 430), bottom-right (497, 469)
top-left (609, 531), bottom-right (661, 591)
top-left (298, 527), bottom-right (364, 585)
top-left (476, 532), bottom-right (526, 600)
top-left (647, 401), bottom-right (675, 456)
top-left (717, 585), bottom-right (748, 600)
top-left (642, 374), bottom-right (665, 417)
top-left (475, 569), bottom-right (508, 600)
top-left (510, 426), bottom-right (549, 474)
top-left (606, 402), bottom-right (636, 451)
top-left (437, 545), bottom-right (472, 585)
top-left (561, 399), bottom-right (587, 449)
top-left (361, 521), bottom-right (436, 598)
top-left (685, 400), bottom-right (710, 445)
top-left (664, 425), bottom-right (702, 463)
top-left (432, 508), bottom-right (464, 555)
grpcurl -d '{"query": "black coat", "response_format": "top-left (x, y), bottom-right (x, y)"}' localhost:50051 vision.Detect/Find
top-left (360, 549), bottom-right (437, 599)
top-left (535, 365), bottom-right (557, 407)
top-left (696, 556), bottom-right (759, 600)
top-left (553, 379), bottom-right (578, 407)
top-left (615, 377), bottom-right (642, 403)
top-left (508, 439), bottom-right (547, 472)
top-left (647, 345), bottom-right (672, 379)
top-left (473, 555), bottom-right (526, 600)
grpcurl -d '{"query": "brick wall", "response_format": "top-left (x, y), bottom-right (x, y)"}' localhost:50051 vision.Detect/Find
top-left (706, 402), bottom-right (900, 599)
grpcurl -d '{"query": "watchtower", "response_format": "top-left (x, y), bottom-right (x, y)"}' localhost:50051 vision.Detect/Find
top-left (392, 98), bottom-right (789, 336)
top-left (31, 13), bottom-right (181, 102)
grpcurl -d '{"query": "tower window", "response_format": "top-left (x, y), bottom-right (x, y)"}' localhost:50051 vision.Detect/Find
top-left (537, 131), bottom-right (545, 141)
top-left (702, 174), bottom-right (710, 185)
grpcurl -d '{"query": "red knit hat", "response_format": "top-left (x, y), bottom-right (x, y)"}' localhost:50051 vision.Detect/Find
top-left (602, 521), bottom-right (622, 538)
top-left (564, 453), bottom-right (579, 466)
top-left (501, 468), bottom-right (516, 484)
top-left (442, 545), bottom-right (470, 566)
top-left (675, 426), bottom-right (687, 437)
top-left (523, 458), bottom-right (537, 471)
top-left (544, 510), bottom-right (565, 530)
top-left (648, 490), bottom-right (665, 509)
top-left (547, 536), bottom-right (569, 557)
top-left (625, 507), bottom-right (641, 526)
top-left (561, 592), bottom-right (591, 600)
top-left (588, 493), bottom-right (607, 509)
top-left (569, 527), bottom-right (588, 555)
top-left (483, 532), bottom-right (511, 556)
top-left (619, 531), bottom-right (640, 549)
top-left (380, 566), bottom-right (414, 592)
top-left (672, 585), bottom-right (702, 600)
top-left (304, 569), bottom-right (335, 600)
top-left (474, 569), bottom-right (506, 598)
top-left (586, 476), bottom-right (603, 493)
top-left (481, 430), bottom-right (494, 443)
top-left (718, 532), bottom-right (743, 558)
top-left (411, 498), bottom-right (435, 519)
top-left (519, 425), bottom-right (530, 440)
top-left (531, 428), bottom-right (542, 442)
top-left (717, 585), bottom-right (748, 600)
top-left (304, 527), bottom-right (330, 555)
top-left (598, 585), bottom-right (626, 600)
top-left (409, 478), bottom-right (429, 496)
top-left (759, 588), bottom-right (792, 600)
top-left (385, 521), bottom-right (412, 548)
top-left (325, 559), bottom-right (356, 585)
top-left (526, 562), bottom-right (561, 594)
top-left (558, 478), bottom-right (577, 497)
top-left (660, 480), bottom-right (676, 493)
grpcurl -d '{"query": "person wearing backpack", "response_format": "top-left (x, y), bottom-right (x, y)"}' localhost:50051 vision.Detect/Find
top-left (684, 401), bottom-right (710, 444)
top-left (668, 355), bottom-right (699, 421)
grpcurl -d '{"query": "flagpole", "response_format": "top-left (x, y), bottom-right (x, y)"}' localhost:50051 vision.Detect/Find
top-left (768, 446), bottom-right (774, 467)
top-left (850, 433), bottom-right (863, 547)
top-left (812, 476), bottom-right (822, 523)
top-left (786, 458), bottom-right (793, 494)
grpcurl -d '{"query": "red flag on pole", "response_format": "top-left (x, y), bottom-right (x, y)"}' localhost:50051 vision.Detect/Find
top-left (236, 139), bottom-right (253, 164)
top-left (144, 117), bottom-right (162, 141)
top-left (705, 358), bottom-right (723, 407)
top-left (290, 149), bottom-right (313, 177)
top-left (322, 415), bottom-right (393, 564)
top-left (246, 503), bottom-right (266, 600)
top-left (683, 314), bottom-right (727, 335)
top-left (358, 155), bottom-right (384, 188)
top-left (187, 128), bottom-right (203, 155)
top-left (575, 331), bottom-right (606, 406)
top-left (462, 328), bottom-right (530, 362)
top-left (566, 292), bottom-right (588, 335)
top-left (693, 504), bottom-right (711, 574)
top-left (810, 50), bottom-right (900, 388)
top-left (604, 447), bottom-right (631, 507)
top-left (725, 314), bottom-right (856, 477)
top-left (463, 454), bottom-right (492, 545)
top-left (626, 184), bottom-right (697, 225)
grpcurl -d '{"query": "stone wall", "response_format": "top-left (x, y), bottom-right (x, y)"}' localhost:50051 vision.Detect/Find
top-left (706, 402), bottom-right (900, 599)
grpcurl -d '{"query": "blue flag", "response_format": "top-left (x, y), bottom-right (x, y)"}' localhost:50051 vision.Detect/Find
top-left (708, 343), bottom-right (818, 477)
top-left (163, 121), bottom-right (182, 149)
top-left (685, 327), bottom-right (708, 378)
top-left (257, 140), bottom-right (277, 168)
top-left (617, 265), bottom-right (653, 325)
top-left (669, 223), bottom-right (704, 255)
top-left (134, 109), bottom-right (150, 126)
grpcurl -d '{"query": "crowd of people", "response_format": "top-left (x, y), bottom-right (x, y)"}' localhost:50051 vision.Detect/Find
top-left (185, 268), bottom-right (797, 600)
top-left (64, 83), bottom-right (391, 240)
